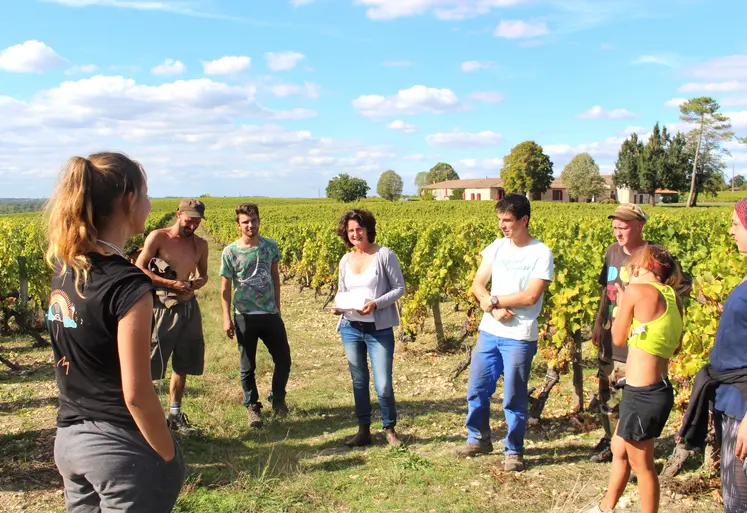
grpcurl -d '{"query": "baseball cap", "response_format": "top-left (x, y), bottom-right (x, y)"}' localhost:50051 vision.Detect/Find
top-left (178, 198), bottom-right (206, 219)
top-left (608, 203), bottom-right (647, 222)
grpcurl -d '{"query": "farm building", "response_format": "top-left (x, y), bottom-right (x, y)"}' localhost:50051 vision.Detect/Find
top-left (421, 174), bottom-right (668, 204)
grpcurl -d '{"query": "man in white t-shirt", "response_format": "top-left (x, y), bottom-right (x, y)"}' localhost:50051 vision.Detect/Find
top-left (453, 194), bottom-right (554, 472)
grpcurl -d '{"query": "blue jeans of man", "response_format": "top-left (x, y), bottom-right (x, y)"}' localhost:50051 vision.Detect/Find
top-left (339, 318), bottom-right (397, 428)
top-left (465, 331), bottom-right (537, 454)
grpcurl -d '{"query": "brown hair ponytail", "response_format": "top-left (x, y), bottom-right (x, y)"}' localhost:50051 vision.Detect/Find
top-left (45, 152), bottom-right (146, 296)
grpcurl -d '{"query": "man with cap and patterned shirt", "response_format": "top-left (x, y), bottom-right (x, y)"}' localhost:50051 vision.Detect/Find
top-left (136, 198), bottom-right (209, 435)
top-left (589, 203), bottom-right (691, 462)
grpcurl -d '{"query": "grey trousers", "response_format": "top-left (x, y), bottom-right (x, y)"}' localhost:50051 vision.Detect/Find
top-left (721, 414), bottom-right (747, 513)
top-left (54, 420), bottom-right (186, 512)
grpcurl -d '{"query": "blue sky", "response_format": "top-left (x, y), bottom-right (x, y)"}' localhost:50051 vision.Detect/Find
top-left (1, 0), bottom-right (747, 198)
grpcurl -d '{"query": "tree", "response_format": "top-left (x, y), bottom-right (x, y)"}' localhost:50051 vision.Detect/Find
top-left (638, 123), bottom-right (668, 206)
top-left (427, 162), bottom-right (459, 184)
top-left (414, 171), bottom-right (429, 196)
top-left (679, 97), bottom-right (734, 207)
top-left (663, 131), bottom-right (691, 193)
top-left (614, 133), bottom-right (644, 192)
top-left (735, 175), bottom-right (746, 189)
top-left (500, 141), bottom-right (553, 196)
top-left (326, 173), bottom-right (370, 202)
top-left (377, 170), bottom-right (403, 201)
top-left (560, 153), bottom-right (606, 201)
top-left (449, 188), bottom-right (464, 200)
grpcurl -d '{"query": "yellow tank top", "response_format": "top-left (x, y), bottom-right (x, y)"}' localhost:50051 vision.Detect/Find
top-left (627, 281), bottom-right (683, 359)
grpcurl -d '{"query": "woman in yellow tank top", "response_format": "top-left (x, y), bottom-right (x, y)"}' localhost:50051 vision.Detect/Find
top-left (589, 244), bottom-right (685, 513)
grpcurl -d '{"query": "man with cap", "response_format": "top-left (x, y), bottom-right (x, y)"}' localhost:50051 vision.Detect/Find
top-left (136, 198), bottom-right (209, 435)
top-left (589, 203), bottom-right (692, 463)
top-left (589, 203), bottom-right (650, 462)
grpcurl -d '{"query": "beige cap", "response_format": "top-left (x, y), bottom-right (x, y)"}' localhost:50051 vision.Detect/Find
top-left (608, 203), bottom-right (647, 222)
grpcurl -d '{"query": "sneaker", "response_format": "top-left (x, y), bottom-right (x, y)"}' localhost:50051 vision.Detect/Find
top-left (452, 441), bottom-right (494, 458)
top-left (585, 505), bottom-right (615, 513)
top-left (504, 453), bottom-right (524, 472)
top-left (168, 412), bottom-right (197, 435)
top-left (247, 403), bottom-right (263, 429)
top-left (590, 436), bottom-right (613, 463)
top-left (660, 443), bottom-right (694, 478)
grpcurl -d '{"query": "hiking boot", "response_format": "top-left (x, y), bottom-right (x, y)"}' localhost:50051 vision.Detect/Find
top-left (247, 403), bottom-right (263, 429)
top-left (590, 436), bottom-right (613, 463)
top-left (504, 453), bottom-right (524, 472)
top-left (168, 412), bottom-right (197, 436)
top-left (660, 443), bottom-right (694, 478)
top-left (385, 427), bottom-right (403, 447)
top-left (452, 441), bottom-right (493, 458)
top-left (272, 399), bottom-right (289, 417)
top-left (346, 424), bottom-right (371, 447)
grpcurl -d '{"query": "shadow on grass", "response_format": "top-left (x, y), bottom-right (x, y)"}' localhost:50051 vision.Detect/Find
top-left (0, 358), bottom-right (55, 384)
top-left (0, 428), bottom-right (61, 492)
top-left (0, 396), bottom-right (58, 413)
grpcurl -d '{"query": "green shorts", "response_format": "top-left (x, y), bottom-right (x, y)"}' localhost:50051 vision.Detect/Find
top-left (150, 297), bottom-right (205, 379)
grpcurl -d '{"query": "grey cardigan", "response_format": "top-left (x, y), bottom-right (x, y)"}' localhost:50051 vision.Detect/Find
top-left (336, 245), bottom-right (405, 331)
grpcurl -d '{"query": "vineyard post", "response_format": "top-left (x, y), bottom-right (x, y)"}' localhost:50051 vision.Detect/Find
top-left (432, 298), bottom-right (447, 351)
top-left (17, 256), bottom-right (28, 308)
top-left (571, 330), bottom-right (584, 413)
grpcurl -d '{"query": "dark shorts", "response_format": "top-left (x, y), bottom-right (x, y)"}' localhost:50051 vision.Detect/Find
top-left (150, 297), bottom-right (205, 379)
top-left (617, 379), bottom-right (674, 441)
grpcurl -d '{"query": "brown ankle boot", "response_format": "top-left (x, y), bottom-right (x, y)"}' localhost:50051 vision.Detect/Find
top-left (345, 424), bottom-right (371, 447)
top-left (385, 427), bottom-right (402, 447)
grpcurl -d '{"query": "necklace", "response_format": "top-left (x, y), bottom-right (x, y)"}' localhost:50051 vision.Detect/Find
top-left (96, 239), bottom-right (124, 258)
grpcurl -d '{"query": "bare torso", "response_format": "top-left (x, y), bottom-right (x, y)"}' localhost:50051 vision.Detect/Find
top-left (139, 227), bottom-right (208, 302)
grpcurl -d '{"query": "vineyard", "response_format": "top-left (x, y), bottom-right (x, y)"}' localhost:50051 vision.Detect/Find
top-left (1, 198), bottom-right (744, 410)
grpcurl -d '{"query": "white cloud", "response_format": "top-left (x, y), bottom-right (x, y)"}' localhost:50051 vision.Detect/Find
top-left (353, 0), bottom-right (528, 21)
top-left (633, 54), bottom-right (678, 67)
top-left (455, 158), bottom-right (503, 174)
top-left (65, 64), bottom-right (98, 75)
top-left (0, 74), bottom-right (402, 197)
top-left (723, 96), bottom-right (747, 108)
top-left (202, 56), bottom-right (251, 75)
top-left (664, 98), bottom-right (687, 108)
top-left (265, 51), bottom-right (305, 71)
top-left (469, 91), bottom-right (504, 103)
top-left (689, 54), bottom-right (747, 81)
top-left (352, 85), bottom-right (462, 118)
top-left (726, 110), bottom-right (747, 128)
top-left (291, 0), bottom-right (314, 5)
top-left (0, 40), bottom-right (66, 73)
top-left (386, 120), bottom-right (418, 133)
top-left (151, 58), bottom-right (186, 76)
top-left (382, 60), bottom-right (412, 67)
top-left (461, 60), bottom-right (496, 72)
top-left (269, 81), bottom-right (321, 98)
top-left (545, 136), bottom-right (626, 162)
top-left (425, 129), bottom-right (503, 148)
top-left (494, 19), bottom-right (548, 39)
top-left (576, 106), bottom-right (639, 120)
top-left (678, 81), bottom-right (746, 93)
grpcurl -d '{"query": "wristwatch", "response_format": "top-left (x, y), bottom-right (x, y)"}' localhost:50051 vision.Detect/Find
top-left (490, 296), bottom-right (500, 308)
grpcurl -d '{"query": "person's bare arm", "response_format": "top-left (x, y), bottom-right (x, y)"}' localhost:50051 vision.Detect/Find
top-left (135, 231), bottom-right (189, 293)
top-left (220, 276), bottom-right (234, 339)
top-left (272, 261), bottom-right (281, 314)
top-left (493, 278), bottom-right (551, 309)
top-left (471, 256), bottom-right (496, 313)
top-left (611, 283), bottom-right (639, 348)
top-left (191, 238), bottom-right (209, 289)
top-left (592, 287), bottom-right (610, 347)
top-left (118, 293), bottom-right (175, 461)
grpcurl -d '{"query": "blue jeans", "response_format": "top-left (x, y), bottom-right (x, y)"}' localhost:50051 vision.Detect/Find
top-left (339, 318), bottom-right (397, 428)
top-left (465, 332), bottom-right (537, 454)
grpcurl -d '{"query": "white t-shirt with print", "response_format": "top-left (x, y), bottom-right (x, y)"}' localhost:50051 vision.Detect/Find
top-left (477, 237), bottom-right (554, 341)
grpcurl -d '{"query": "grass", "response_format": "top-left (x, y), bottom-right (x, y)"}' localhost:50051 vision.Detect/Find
top-left (0, 229), bottom-right (724, 512)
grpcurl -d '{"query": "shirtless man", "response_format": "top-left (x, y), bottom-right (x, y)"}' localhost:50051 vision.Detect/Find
top-left (136, 198), bottom-right (209, 434)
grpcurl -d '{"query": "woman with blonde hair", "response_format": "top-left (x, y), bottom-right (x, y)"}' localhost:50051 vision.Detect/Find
top-left (45, 152), bottom-right (185, 512)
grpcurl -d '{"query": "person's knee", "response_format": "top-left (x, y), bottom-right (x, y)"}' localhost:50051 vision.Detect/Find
top-left (611, 436), bottom-right (628, 460)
